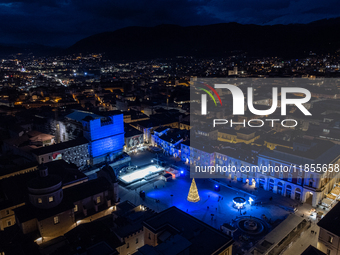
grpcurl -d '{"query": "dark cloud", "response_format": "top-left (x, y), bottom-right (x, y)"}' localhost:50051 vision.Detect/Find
top-left (0, 0), bottom-right (338, 46)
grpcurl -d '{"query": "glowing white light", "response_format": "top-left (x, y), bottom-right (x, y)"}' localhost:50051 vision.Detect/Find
top-left (248, 197), bottom-right (254, 205)
top-left (35, 237), bottom-right (42, 243)
top-left (120, 165), bottom-right (163, 183)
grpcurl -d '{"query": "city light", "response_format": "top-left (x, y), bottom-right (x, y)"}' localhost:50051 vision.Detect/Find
top-left (233, 197), bottom-right (246, 209)
top-left (119, 165), bottom-right (164, 184)
top-left (1, 14), bottom-right (339, 255)
top-left (248, 197), bottom-right (254, 205)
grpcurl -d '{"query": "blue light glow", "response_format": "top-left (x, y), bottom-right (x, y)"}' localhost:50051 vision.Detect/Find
top-left (83, 114), bottom-right (124, 158)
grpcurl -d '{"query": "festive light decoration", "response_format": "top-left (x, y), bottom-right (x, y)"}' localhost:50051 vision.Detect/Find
top-left (248, 197), bottom-right (254, 205)
top-left (233, 197), bottom-right (246, 209)
top-left (187, 178), bottom-right (200, 202)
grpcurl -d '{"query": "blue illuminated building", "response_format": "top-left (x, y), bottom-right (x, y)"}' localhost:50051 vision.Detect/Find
top-left (79, 111), bottom-right (124, 165)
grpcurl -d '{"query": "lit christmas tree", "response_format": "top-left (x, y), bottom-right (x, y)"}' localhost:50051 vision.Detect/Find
top-left (187, 178), bottom-right (200, 202)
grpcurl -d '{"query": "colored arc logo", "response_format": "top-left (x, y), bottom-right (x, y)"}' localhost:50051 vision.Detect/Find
top-left (198, 83), bottom-right (223, 106)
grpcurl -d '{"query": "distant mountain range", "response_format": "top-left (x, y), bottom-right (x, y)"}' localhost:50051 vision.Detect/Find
top-left (65, 18), bottom-right (340, 60)
top-left (2, 18), bottom-right (340, 60)
top-left (0, 43), bottom-right (62, 58)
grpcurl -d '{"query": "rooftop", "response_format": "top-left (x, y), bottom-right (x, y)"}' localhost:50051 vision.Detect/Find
top-left (301, 245), bottom-right (326, 255)
top-left (112, 202), bottom-right (156, 238)
top-left (318, 200), bottom-right (340, 236)
top-left (65, 110), bottom-right (101, 122)
top-left (143, 206), bottom-right (233, 255)
top-left (181, 140), bottom-right (216, 153)
top-left (32, 137), bottom-right (89, 156)
top-left (259, 140), bottom-right (340, 166)
top-left (124, 124), bottom-right (143, 137)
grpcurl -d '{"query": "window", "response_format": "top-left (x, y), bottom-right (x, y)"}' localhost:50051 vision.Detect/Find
top-left (288, 174), bottom-right (292, 182)
top-left (38, 198), bottom-right (42, 204)
top-left (49, 196), bottom-right (54, 202)
top-left (327, 249), bottom-right (331, 255)
top-left (148, 233), bottom-right (151, 239)
top-left (297, 178), bottom-right (302, 184)
top-left (329, 236), bottom-right (333, 243)
top-left (6, 210), bottom-right (10, 215)
top-left (136, 238), bottom-right (138, 244)
top-left (7, 220), bottom-right (11, 226)
top-left (126, 243), bottom-right (129, 248)
top-left (41, 158), bottom-right (44, 162)
top-left (96, 196), bottom-right (101, 204)
top-left (74, 204), bottom-right (78, 212)
top-left (54, 216), bottom-right (59, 224)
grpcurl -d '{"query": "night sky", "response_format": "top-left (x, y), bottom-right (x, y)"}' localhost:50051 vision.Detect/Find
top-left (0, 0), bottom-right (340, 47)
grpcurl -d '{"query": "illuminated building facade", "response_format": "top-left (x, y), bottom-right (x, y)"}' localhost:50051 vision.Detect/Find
top-left (81, 111), bottom-right (124, 165)
top-left (32, 137), bottom-right (89, 169)
top-left (255, 141), bottom-right (340, 207)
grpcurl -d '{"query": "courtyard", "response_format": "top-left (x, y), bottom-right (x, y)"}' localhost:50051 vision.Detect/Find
top-left (119, 173), bottom-right (294, 229)
top-left (117, 151), bottom-right (324, 254)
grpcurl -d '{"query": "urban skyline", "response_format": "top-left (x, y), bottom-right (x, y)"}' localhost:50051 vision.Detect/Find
top-left (1, 1), bottom-right (340, 255)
